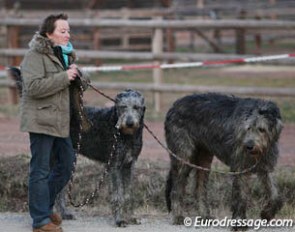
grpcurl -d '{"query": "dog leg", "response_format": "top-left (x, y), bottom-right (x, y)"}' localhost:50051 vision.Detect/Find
top-left (109, 167), bottom-right (126, 227)
top-left (170, 163), bottom-right (191, 225)
top-left (194, 153), bottom-right (213, 219)
top-left (231, 174), bottom-right (250, 231)
top-left (122, 161), bottom-right (141, 225)
top-left (55, 188), bottom-right (75, 220)
top-left (258, 172), bottom-right (283, 221)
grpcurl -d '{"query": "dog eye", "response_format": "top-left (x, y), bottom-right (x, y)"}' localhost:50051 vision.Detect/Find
top-left (133, 106), bottom-right (140, 110)
top-left (258, 128), bottom-right (266, 133)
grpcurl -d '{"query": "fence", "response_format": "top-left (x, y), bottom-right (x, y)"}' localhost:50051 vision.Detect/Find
top-left (1, 17), bottom-right (295, 110)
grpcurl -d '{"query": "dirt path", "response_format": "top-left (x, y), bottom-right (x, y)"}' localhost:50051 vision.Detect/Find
top-left (0, 212), bottom-right (293, 232)
top-left (0, 117), bottom-right (294, 166)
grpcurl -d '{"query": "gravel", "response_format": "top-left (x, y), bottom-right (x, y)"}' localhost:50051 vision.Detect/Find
top-left (0, 212), bottom-right (294, 232)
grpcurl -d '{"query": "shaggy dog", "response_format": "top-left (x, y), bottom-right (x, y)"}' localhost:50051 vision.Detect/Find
top-left (66, 89), bottom-right (145, 227)
top-left (165, 92), bottom-right (283, 230)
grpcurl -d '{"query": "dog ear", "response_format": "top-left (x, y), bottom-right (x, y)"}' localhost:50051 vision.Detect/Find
top-left (258, 102), bottom-right (273, 115)
top-left (275, 118), bottom-right (283, 136)
top-left (259, 102), bottom-right (283, 140)
top-left (140, 106), bottom-right (146, 122)
top-left (258, 102), bottom-right (281, 119)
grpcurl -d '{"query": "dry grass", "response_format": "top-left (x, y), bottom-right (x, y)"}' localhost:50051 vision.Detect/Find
top-left (0, 154), bottom-right (294, 220)
top-left (0, 64), bottom-right (294, 122)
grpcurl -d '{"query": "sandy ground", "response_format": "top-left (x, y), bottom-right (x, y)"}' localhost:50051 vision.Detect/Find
top-left (0, 117), bottom-right (294, 166)
top-left (0, 212), bottom-right (294, 232)
top-left (0, 117), bottom-right (294, 232)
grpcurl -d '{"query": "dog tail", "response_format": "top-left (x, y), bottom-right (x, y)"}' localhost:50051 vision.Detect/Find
top-left (165, 168), bottom-right (173, 212)
top-left (8, 66), bottom-right (23, 97)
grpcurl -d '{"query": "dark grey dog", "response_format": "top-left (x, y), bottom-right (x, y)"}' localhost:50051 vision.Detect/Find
top-left (165, 92), bottom-right (283, 230)
top-left (59, 89), bottom-right (145, 227)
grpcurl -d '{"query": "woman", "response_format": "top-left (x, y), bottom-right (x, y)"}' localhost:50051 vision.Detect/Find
top-left (20, 13), bottom-right (87, 232)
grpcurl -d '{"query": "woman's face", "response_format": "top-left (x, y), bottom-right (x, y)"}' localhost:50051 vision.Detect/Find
top-left (46, 19), bottom-right (70, 46)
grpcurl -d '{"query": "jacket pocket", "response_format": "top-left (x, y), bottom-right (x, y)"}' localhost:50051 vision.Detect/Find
top-left (36, 104), bottom-right (57, 127)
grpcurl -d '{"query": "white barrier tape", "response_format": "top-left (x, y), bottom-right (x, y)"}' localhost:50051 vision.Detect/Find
top-left (160, 62), bottom-right (203, 69)
top-left (2, 53), bottom-right (295, 73)
top-left (81, 66), bottom-right (122, 72)
top-left (80, 53), bottom-right (295, 73)
top-left (244, 54), bottom-right (290, 63)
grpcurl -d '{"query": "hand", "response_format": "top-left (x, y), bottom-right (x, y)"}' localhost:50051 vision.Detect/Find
top-left (66, 64), bottom-right (78, 81)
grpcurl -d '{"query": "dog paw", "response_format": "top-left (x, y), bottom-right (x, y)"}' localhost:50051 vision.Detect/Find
top-left (116, 220), bottom-right (128, 227)
top-left (203, 215), bottom-right (215, 220)
top-left (172, 215), bottom-right (185, 225)
top-left (61, 213), bottom-right (76, 220)
top-left (128, 217), bottom-right (141, 225)
top-left (260, 209), bottom-right (272, 221)
top-left (231, 225), bottom-right (248, 231)
top-left (260, 198), bottom-right (283, 221)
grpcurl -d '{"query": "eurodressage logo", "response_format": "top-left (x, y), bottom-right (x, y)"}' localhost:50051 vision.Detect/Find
top-left (184, 216), bottom-right (294, 230)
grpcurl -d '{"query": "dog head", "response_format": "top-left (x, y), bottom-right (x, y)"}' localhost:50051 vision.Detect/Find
top-left (115, 89), bottom-right (145, 135)
top-left (240, 100), bottom-right (283, 157)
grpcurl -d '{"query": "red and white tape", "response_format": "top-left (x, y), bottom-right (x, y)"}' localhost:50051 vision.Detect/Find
top-left (1, 53), bottom-right (295, 73)
top-left (81, 53), bottom-right (295, 73)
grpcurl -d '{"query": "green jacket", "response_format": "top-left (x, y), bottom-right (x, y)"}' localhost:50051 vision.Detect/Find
top-left (20, 33), bottom-right (85, 137)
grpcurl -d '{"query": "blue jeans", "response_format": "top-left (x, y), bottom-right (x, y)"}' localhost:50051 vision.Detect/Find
top-left (29, 133), bottom-right (76, 228)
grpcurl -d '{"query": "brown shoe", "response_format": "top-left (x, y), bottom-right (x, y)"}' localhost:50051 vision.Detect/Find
top-left (50, 213), bottom-right (62, 226)
top-left (33, 222), bottom-right (62, 232)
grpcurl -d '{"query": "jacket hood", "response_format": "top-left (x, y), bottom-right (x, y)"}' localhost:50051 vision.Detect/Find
top-left (28, 32), bottom-right (77, 60)
top-left (29, 32), bottom-right (55, 55)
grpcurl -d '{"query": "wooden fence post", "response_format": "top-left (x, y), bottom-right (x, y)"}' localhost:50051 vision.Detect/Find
top-left (196, 0), bottom-right (204, 8)
top-left (152, 17), bottom-right (163, 112)
top-left (268, 0), bottom-right (277, 46)
top-left (254, 14), bottom-right (262, 55)
top-left (6, 25), bottom-right (20, 104)
top-left (235, 9), bottom-right (247, 54)
top-left (93, 26), bottom-right (101, 65)
top-left (166, 13), bottom-right (175, 64)
top-left (121, 8), bottom-right (130, 50)
top-left (269, 0), bottom-right (277, 20)
top-left (211, 10), bottom-right (222, 52)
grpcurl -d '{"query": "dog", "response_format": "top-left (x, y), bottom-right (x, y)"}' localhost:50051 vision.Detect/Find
top-left (164, 92), bottom-right (283, 230)
top-left (64, 89), bottom-right (145, 227)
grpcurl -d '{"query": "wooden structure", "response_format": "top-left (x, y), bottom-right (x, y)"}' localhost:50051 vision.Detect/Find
top-left (1, 0), bottom-right (171, 9)
top-left (1, 16), bottom-right (295, 109)
top-left (1, 0), bottom-right (295, 109)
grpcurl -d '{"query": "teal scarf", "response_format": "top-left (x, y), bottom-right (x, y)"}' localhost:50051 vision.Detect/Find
top-left (60, 42), bottom-right (73, 68)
